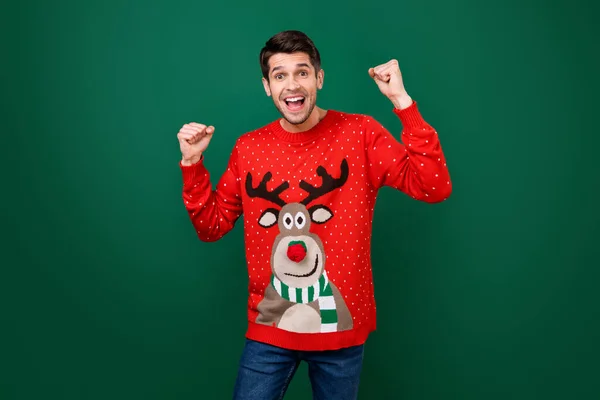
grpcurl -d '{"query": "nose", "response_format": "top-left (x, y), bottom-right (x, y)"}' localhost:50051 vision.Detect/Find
top-left (287, 240), bottom-right (307, 263)
top-left (286, 77), bottom-right (301, 90)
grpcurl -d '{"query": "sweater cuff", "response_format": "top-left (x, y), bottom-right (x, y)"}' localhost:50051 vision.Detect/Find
top-left (392, 100), bottom-right (426, 128)
top-left (180, 155), bottom-right (208, 187)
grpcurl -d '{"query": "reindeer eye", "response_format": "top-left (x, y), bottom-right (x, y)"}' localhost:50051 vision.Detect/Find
top-left (283, 213), bottom-right (294, 229)
top-left (295, 212), bottom-right (306, 229)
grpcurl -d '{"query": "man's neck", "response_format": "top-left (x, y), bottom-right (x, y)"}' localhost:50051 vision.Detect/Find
top-left (280, 106), bottom-right (327, 133)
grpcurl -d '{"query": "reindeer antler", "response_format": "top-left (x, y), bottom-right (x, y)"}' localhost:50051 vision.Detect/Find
top-left (299, 159), bottom-right (349, 205)
top-left (245, 172), bottom-right (289, 207)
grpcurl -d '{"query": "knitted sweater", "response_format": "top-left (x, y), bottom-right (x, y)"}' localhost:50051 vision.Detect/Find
top-left (180, 100), bottom-right (451, 351)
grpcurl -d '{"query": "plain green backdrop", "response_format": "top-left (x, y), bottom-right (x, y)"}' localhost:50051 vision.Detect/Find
top-left (2, 0), bottom-right (599, 399)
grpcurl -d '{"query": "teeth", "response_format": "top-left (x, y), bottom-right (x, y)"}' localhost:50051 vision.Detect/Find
top-left (286, 97), bottom-right (304, 102)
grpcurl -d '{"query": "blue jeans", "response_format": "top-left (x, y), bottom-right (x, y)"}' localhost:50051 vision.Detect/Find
top-left (232, 339), bottom-right (365, 400)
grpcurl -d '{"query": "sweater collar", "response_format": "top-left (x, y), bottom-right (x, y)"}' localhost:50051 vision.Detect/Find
top-left (269, 110), bottom-right (337, 144)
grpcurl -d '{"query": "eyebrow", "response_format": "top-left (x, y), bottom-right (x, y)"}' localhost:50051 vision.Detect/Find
top-left (271, 63), bottom-right (311, 74)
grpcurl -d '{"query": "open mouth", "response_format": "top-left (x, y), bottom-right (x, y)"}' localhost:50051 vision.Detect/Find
top-left (283, 96), bottom-right (305, 112)
top-left (284, 254), bottom-right (318, 278)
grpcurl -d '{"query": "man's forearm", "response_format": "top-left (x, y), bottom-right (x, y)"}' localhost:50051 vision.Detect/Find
top-left (181, 154), bottom-right (202, 166)
top-left (389, 92), bottom-right (413, 110)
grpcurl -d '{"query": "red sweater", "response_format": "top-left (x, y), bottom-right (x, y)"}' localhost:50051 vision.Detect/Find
top-left (180, 100), bottom-right (451, 351)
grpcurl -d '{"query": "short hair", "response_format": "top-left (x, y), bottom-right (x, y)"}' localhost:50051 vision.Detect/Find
top-left (259, 30), bottom-right (321, 81)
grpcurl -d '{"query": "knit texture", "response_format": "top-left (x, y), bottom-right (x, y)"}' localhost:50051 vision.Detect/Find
top-left (271, 271), bottom-right (338, 332)
top-left (180, 100), bottom-right (452, 351)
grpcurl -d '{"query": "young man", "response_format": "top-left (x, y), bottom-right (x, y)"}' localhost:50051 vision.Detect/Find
top-left (177, 30), bottom-right (452, 400)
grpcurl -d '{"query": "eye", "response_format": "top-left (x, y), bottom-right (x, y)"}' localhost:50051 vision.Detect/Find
top-left (299, 71), bottom-right (308, 77)
top-left (283, 212), bottom-right (293, 229)
top-left (295, 212), bottom-right (306, 229)
top-left (275, 74), bottom-right (284, 80)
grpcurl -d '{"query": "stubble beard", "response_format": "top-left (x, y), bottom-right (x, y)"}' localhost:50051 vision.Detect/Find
top-left (275, 96), bottom-right (316, 126)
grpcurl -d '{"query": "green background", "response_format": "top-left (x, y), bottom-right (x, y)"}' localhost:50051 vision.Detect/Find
top-left (3, 0), bottom-right (599, 399)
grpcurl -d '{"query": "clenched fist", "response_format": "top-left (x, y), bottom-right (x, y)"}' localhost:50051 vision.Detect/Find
top-left (177, 123), bottom-right (215, 166)
top-left (368, 59), bottom-right (413, 109)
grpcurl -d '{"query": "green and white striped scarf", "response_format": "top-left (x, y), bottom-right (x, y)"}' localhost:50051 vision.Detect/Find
top-left (271, 272), bottom-right (338, 333)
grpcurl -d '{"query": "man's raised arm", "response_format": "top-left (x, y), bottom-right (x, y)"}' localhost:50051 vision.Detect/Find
top-left (177, 123), bottom-right (243, 241)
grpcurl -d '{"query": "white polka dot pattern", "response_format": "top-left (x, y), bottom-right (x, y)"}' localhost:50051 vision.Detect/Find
top-left (179, 101), bottom-right (452, 348)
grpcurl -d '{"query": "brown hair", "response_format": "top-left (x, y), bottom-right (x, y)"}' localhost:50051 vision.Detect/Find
top-left (259, 30), bottom-right (321, 81)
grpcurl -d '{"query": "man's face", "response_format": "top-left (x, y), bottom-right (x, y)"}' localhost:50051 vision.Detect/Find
top-left (262, 52), bottom-right (324, 126)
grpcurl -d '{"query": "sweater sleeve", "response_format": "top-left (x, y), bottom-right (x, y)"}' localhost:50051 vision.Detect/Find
top-left (364, 100), bottom-right (452, 202)
top-left (180, 144), bottom-right (243, 242)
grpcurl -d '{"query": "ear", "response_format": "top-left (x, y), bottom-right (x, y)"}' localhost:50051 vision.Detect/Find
top-left (317, 69), bottom-right (324, 90)
top-left (308, 205), bottom-right (333, 224)
top-left (258, 208), bottom-right (279, 228)
top-left (262, 77), bottom-right (272, 97)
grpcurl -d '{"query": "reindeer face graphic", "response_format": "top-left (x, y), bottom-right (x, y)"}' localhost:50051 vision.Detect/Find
top-left (263, 202), bottom-right (329, 288)
top-left (246, 159), bottom-right (354, 333)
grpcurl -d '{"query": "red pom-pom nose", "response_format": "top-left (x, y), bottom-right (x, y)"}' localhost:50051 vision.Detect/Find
top-left (287, 241), bottom-right (307, 262)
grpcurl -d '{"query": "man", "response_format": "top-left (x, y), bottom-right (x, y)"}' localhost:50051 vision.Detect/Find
top-left (177, 30), bottom-right (451, 400)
